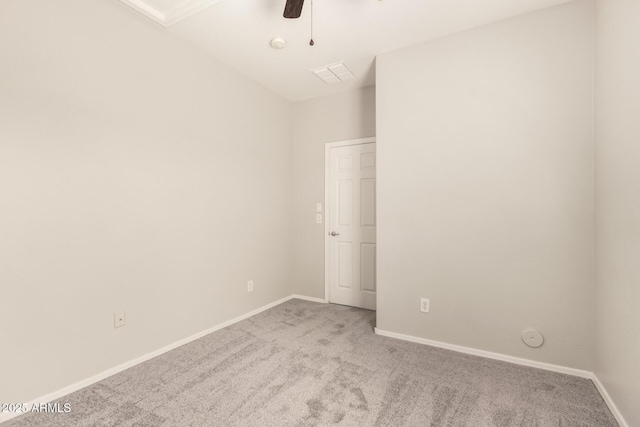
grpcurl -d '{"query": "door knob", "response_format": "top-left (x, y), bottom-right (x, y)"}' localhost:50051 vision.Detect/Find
top-left (330, 231), bottom-right (340, 236)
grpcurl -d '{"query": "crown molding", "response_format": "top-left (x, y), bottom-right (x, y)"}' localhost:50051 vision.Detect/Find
top-left (119, 0), bottom-right (223, 27)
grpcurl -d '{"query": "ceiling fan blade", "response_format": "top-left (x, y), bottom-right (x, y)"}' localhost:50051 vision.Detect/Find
top-left (283, 0), bottom-right (304, 19)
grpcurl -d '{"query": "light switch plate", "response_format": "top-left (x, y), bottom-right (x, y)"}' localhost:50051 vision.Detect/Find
top-left (315, 214), bottom-right (322, 224)
top-left (316, 203), bottom-right (322, 212)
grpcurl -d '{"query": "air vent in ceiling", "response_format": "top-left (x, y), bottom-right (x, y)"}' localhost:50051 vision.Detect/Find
top-left (311, 62), bottom-right (356, 84)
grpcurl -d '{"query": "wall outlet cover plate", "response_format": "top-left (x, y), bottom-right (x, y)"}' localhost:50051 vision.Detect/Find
top-left (114, 312), bottom-right (126, 328)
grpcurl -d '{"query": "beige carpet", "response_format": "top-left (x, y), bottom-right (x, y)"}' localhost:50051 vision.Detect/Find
top-left (6, 299), bottom-right (617, 426)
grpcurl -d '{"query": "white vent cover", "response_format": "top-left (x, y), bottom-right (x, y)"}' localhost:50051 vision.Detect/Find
top-left (311, 62), bottom-right (356, 84)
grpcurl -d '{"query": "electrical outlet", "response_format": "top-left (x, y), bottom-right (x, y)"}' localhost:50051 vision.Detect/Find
top-left (248, 280), bottom-right (254, 292)
top-left (114, 311), bottom-right (126, 328)
top-left (420, 298), bottom-right (430, 313)
top-left (315, 214), bottom-right (322, 224)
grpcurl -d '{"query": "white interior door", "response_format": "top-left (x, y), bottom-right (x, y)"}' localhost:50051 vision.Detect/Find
top-left (328, 142), bottom-right (376, 310)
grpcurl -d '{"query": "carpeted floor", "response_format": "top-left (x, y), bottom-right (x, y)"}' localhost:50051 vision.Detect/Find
top-left (5, 299), bottom-right (617, 426)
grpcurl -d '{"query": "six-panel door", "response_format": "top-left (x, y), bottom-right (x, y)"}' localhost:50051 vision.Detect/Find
top-left (329, 143), bottom-right (376, 310)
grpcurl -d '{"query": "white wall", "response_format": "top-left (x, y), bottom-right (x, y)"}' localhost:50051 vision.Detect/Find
top-left (0, 0), bottom-right (292, 404)
top-left (595, 0), bottom-right (640, 425)
top-left (292, 87), bottom-right (376, 299)
top-left (376, 0), bottom-right (595, 370)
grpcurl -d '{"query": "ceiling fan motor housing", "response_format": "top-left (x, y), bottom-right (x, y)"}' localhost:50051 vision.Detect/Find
top-left (284, 0), bottom-right (304, 18)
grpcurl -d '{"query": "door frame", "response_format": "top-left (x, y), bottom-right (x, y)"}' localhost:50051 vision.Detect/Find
top-left (324, 137), bottom-right (377, 303)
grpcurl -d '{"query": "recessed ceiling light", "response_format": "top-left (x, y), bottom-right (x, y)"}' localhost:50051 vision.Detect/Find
top-left (270, 37), bottom-right (286, 49)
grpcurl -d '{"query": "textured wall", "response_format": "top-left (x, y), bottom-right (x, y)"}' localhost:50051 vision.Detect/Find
top-left (0, 0), bottom-right (293, 405)
top-left (595, 0), bottom-right (640, 424)
top-left (376, 0), bottom-right (595, 370)
top-left (292, 87), bottom-right (376, 299)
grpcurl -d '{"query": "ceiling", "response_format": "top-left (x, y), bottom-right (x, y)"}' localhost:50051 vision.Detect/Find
top-left (120, 0), bottom-right (574, 102)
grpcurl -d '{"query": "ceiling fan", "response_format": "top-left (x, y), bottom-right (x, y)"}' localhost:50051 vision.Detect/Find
top-left (283, 0), bottom-right (315, 45)
top-left (283, 0), bottom-right (305, 19)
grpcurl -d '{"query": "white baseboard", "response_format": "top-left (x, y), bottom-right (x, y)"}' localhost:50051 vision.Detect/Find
top-left (591, 374), bottom-right (629, 427)
top-left (1, 300), bottom-right (627, 427)
top-left (0, 295), bottom-right (296, 425)
top-left (291, 294), bottom-right (327, 304)
top-left (374, 328), bottom-right (634, 426)
top-left (374, 328), bottom-right (592, 378)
